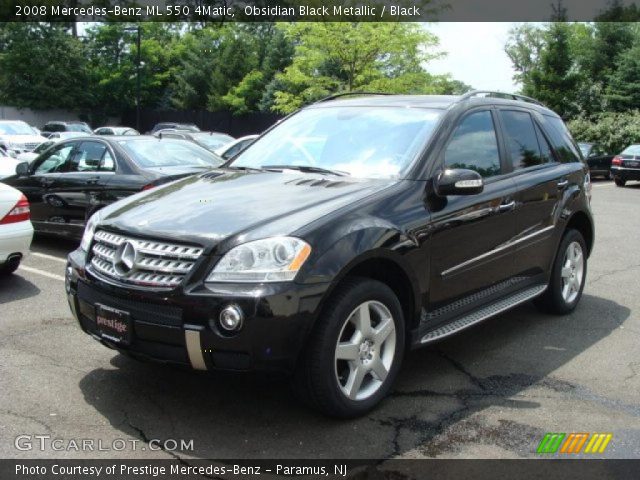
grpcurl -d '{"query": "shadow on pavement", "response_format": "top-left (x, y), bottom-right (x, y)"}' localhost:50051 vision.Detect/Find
top-left (0, 274), bottom-right (41, 304)
top-left (78, 294), bottom-right (629, 459)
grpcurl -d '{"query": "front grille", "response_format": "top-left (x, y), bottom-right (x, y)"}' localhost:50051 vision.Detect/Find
top-left (89, 230), bottom-right (204, 288)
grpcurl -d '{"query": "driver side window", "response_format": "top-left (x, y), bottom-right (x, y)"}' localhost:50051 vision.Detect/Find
top-left (444, 110), bottom-right (501, 178)
top-left (34, 145), bottom-right (75, 174)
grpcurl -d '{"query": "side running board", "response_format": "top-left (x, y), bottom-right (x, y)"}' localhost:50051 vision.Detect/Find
top-left (420, 284), bottom-right (547, 344)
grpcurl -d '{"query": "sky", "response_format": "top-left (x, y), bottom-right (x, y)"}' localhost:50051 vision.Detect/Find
top-left (426, 22), bottom-right (520, 93)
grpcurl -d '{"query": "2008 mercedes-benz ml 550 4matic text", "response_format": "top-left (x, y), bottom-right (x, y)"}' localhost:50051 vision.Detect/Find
top-left (66, 91), bottom-right (594, 417)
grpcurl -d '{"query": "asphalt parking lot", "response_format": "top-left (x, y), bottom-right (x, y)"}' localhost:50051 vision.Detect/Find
top-left (1, 179), bottom-right (639, 460)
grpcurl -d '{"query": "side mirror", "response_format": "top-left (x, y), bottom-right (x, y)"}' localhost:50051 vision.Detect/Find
top-left (15, 162), bottom-right (30, 176)
top-left (435, 168), bottom-right (484, 196)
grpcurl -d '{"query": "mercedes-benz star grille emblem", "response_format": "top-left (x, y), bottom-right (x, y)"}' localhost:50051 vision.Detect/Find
top-left (113, 241), bottom-right (138, 276)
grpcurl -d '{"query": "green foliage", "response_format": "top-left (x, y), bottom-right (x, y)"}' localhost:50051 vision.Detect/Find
top-left (271, 23), bottom-right (446, 114)
top-left (506, 14), bottom-right (640, 118)
top-left (0, 23), bottom-right (90, 110)
top-left (0, 21), bottom-right (468, 118)
top-left (568, 111), bottom-right (640, 154)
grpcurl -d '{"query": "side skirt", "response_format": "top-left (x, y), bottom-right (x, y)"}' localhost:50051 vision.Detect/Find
top-left (419, 284), bottom-right (547, 344)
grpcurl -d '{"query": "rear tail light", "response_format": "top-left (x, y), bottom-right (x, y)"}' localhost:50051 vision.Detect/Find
top-left (0, 194), bottom-right (30, 224)
top-left (612, 156), bottom-right (623, 166)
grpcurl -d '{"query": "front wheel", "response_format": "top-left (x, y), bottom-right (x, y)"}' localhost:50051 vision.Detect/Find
top-left (292, 278), bottom-right (405, 417)
top-left (615, 178), bottom-right (626, 187)
top-left (534, 229), bottom-right (587, 315)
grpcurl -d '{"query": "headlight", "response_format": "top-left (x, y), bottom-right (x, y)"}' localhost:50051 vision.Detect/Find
top-left (80, 211), bottom-right (101, 252)
top-left (207, 237), bottom-right (311, 283)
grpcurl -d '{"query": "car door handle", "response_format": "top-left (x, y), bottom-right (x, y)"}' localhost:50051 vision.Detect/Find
top-left (39, 178), bottom-right (55, 187)
top-left (557, 179), bottom-right (569, 189)
top-left (86, 178), bottom-right (100, 185)
top-left (498, 200), bottom-right (516, 212)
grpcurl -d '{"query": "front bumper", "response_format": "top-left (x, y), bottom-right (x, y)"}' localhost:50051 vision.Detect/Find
top-left (66, 249), bottom-right (328, 374)
top-left (611, 166), bottom-right (640, 181)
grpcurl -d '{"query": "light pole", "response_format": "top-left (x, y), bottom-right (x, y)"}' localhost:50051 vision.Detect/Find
top-left (124, 26), bottom-right (141, 132)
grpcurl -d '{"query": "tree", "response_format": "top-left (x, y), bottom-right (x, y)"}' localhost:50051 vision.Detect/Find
top-left (271, 22), bottom-right (443, 113)
top-left (0, 23), bottom-right (90, 110)
top-left (605, 44), bottom-right (640, 110)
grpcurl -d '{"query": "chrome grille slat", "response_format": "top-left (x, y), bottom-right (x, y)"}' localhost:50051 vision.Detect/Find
top-left (89, 230), bottom-right (203, 288)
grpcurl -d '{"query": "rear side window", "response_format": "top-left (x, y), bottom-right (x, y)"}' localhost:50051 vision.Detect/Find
top-left (444, 110), bottom-right (501, 178)
top-left (542, 115), bottom-right (581, 163)
top-left (499, 110), bottom-right (547, 170)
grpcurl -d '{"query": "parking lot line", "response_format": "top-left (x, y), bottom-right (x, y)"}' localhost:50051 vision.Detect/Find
top-left (19, 266), bottom-right (65, 282)
top-left (32, 252), bottom-right (67, 263)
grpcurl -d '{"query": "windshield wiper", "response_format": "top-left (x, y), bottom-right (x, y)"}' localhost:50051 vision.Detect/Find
top-left (224, 165), bottom-right (264, 172)
top-left (261, 165), bottom-right (350, 177)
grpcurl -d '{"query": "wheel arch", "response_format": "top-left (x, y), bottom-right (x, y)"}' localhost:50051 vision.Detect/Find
top-left (310, 250), bottom-right (422, 337)
top-left (565, 210), bottom-right (594, 257)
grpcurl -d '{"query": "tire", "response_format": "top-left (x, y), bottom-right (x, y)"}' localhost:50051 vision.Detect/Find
top-left (534, 229), bottom-right (587, 315)
top-left (615, 178), bottom-right (626, 187)
top-left (292, 277), bottom-right (405, 418)
top-left (0, 257), bottom-right (20, 275)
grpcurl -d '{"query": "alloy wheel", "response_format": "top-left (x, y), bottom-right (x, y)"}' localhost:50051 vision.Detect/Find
top-left (560, 241), bottom-right (584, 304)
top-left (334, 301), bottom-right (397, 401)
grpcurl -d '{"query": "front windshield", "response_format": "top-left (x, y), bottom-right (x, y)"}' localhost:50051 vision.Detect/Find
top-left (231, 106), bottom-right (442, 179)
top-left (0, 122), bottom-right (36, 135)
top-left (621, 145), bottom-right (640, 156)
top-left (194, 132), bottom-right (234, 149)
top-left (119, 138), bottom-right (224, 168)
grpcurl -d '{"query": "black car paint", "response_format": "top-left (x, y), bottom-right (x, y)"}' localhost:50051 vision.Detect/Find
top-left (579, 143), bottom-right (614, 178)
top-left (65, 96), bottom-right (594, 374)
top-left (2, 137), bottom-right (214, 238)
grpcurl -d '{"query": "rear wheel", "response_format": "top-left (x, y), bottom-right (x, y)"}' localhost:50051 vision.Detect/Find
top-left (534, 229), bottom-right (587, 315)
top-left (0, 257), bottom-right (21, 275)
top-left (615, 178), bottom-right (626, 187)
top-left (292, 277), bottom-right (405, 417)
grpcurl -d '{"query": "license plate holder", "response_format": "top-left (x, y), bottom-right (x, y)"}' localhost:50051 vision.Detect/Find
top-left (95, 304), bottom-right (132, 345)
top-left (628, 161), bottom-right (640, 167)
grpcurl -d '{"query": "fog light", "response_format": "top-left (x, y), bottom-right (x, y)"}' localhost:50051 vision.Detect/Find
top-left (219, 305), bottom-right (243, 331)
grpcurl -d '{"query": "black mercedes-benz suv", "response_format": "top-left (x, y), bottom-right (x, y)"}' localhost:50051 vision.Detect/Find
top-left (66, 91), bottom-right (594, 417)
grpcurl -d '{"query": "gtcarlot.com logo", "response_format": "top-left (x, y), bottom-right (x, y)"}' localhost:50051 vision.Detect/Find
top-left (537, 432), bottom-right (612, 454)
top-left (15, 434), bottom-right (194, 452)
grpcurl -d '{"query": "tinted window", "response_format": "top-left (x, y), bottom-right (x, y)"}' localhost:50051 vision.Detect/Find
top-left (535, 124), bottom-right (555, 164)
top-left (119, 139), bottom-right (224, 168)
top-left (34, 144), bottom-right (75, 173)
top-left (542, 115), bottom-right (581, 163)
top-left (69, 142), bottom-right (107, 172)
top-left (444, 110), bottom-right (501, 178)
top-left (43, 123), bottom-right (66, 133)
top-left (500, 110), bottom-right (546, 169)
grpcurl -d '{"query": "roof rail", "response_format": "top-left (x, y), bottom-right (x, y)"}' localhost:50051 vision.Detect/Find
top-left (315, 91), bottom-right (393, 103)
top-left (460, 90), bottom-right (546, 107)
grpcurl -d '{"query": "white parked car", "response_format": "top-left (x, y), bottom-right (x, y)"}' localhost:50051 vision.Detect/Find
top-left (0, 120), bottom-right (48, 157)
top-left (0, 182), bottom-right (33, 275)
top-left (15, 140), bottom-right (56, 165)
top-left (0, 147), bottom-right (23, 180)
top-left (214, 134), bottom-right (259, 161)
